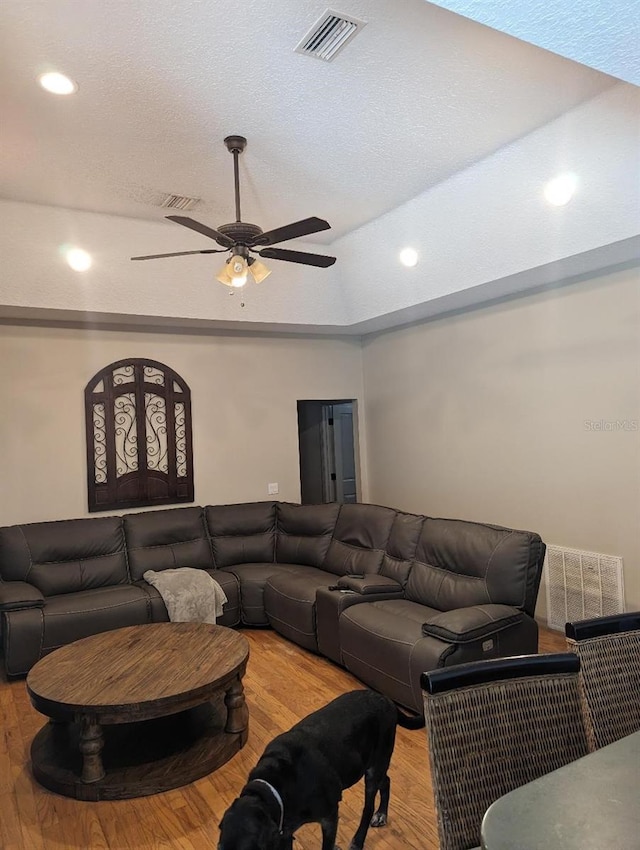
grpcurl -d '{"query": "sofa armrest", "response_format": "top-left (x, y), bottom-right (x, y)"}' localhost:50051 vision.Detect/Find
top-left (422, 604), bottom-right (523, 644)
top-left (335, 574), bottom-right (404, 596)
top-left (0, 581), bottom-right (45, 611)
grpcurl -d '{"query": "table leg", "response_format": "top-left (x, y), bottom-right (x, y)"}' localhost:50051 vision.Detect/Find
top-left (78, 715), bottom-right (105, 783)
top-left (224, 675), bottom-right (248, 737)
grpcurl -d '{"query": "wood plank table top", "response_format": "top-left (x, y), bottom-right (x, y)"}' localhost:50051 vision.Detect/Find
top-left (27, 622), bottom-right (249, 721)
top-left (25, 623), bottom-right (250, 800)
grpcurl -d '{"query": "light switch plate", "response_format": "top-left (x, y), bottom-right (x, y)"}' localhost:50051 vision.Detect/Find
top-left (268, 482), bottom-right (279, 495)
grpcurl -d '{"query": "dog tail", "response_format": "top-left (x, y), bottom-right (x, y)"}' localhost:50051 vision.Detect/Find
top-left (396, 706), bottom-right (425, 730)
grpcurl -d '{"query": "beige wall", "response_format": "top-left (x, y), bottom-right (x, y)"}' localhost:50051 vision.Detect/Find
top-left (362, 266), bottom-right (640, 614)
top-left (2, 267), bottom-right (639, 617)
top-left (0, 325), bottom-right (367, 524)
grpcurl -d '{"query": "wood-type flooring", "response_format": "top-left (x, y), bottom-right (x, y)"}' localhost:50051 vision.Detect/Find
top-left (0, 625), bottom-right (565, 849)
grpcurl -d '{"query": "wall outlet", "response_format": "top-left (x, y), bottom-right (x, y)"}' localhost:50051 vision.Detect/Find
top-left (268, 482), bottom-right (279, 495)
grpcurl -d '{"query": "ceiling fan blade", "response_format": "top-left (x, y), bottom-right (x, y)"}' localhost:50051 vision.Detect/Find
top-left (166, 215), bottom-right (234, 248)
top-left (252, 217), bottom-right (331, 247)
top-left (258, 247), bottom-right (336, 268)
top-left (131, 249), bottom-right (225, 261)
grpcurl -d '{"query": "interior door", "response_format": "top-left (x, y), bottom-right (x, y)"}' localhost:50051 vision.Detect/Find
top-left (332, 403), bottom-right (357, 503)
top-left (297, 400), bottom-right (358, 504)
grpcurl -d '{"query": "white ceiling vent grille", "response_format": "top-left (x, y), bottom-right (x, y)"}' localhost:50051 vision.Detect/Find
top-left (158, 193), bottom-right (201, 211)
top-left (295, 10), bottom-right (366, 62)
top-left (544, 545), bottom-right (625, 632)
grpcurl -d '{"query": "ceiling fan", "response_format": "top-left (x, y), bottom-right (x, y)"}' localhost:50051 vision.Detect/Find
top-left (131, 135), bottom-right (336, 288)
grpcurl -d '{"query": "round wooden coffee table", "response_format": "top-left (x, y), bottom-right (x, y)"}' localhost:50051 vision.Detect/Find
top-left (26, 622), bottom-right (249, 801)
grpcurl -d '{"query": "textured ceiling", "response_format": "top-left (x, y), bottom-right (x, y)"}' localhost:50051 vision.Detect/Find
top-left (428, 0), bottom-right (640, 86)
top-left (1, 0), bottom-right (615, 237)
top-left (0, 0), bottom-right (638, 334)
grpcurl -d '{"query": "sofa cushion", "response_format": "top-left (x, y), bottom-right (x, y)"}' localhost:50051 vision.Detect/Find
top-left (0, 516), bottom-right (128, 596)
top-left (380, 510), bottom-right (425, 585)
top-left (406, 518), bottom-right (543, 612)
top-left (276, 502), bottom-right (340, 567)
top-left (324, 503), bottom-right (397, 576)
top-left (41, 585), bottom-right (151, 652)
top-left (206, 502), bottom-right (276, 569)
top-left (219, 561), bottom-right (299, 625)
top-left (339, 599), bottom-right (443, 712)
top-left (124, 506), bottom-right (213, 581)
top-left (264, 567), bottom-right (338, 652)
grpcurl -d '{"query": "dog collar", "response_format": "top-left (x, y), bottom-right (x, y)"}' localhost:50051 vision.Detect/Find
top-left (250, 778), bottom-right (284, 834)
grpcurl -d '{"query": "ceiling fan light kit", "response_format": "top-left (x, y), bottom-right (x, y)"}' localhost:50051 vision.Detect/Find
top-left (216, 255), bottom-right (249, 288)
top-left (131, 135), bottom-right (336, 290)
top-left (247, 258), bottom-right (272, 284)
top-left (214, 252), bottom-right (272, 288)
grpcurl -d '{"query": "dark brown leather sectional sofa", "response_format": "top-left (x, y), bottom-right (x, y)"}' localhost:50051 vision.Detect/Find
top-left (0, 501), bottom-right (545, 714)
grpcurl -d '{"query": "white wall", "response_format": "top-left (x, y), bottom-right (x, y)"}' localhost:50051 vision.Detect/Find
top-left (0, 199), bottom-right (349, 330)
top-left (3, 264), bottom-right (639, 621)
top-left (0, 325), bottom-right (367, 524)
top-left (362, 265), bottom-right (640, 614)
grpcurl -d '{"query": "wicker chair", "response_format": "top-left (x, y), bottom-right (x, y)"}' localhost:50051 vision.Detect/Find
top-left (421, 654), bottom-right (589, 850)
top-left (566, 611), bottom-right (640, 751)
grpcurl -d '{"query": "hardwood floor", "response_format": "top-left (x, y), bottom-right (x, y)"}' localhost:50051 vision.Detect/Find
top-left (0, 626), bottom-right (566, 850)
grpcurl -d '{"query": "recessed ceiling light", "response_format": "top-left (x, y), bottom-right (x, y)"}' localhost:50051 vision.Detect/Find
top-left (38, 71), bottom-right (77, 95)
top-left (65, 248), bottom-right (92, 272)
top-left (544, 173), bottom-right (578, 206)
top-left (399, 248), bottom-right (418, 267)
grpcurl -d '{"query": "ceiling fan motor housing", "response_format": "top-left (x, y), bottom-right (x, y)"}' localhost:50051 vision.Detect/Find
top-left (131, 134), bottom-right (335, 268)
top-left (217, 221), bottom-right (264, 248)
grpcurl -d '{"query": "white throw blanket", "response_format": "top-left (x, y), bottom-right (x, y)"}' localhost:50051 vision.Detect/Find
top-left (143, 567), bottom-right (228, 625)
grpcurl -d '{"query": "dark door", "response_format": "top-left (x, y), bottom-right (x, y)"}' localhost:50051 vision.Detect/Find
top-left (297, 400), bottom-right (358, 504)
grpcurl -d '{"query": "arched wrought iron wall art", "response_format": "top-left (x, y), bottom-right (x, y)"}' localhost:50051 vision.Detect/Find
top-left (85, 359), bottom-right (194, 512)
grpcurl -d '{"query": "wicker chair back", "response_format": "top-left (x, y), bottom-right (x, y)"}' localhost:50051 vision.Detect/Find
top-left (566, 612), bottom-right (640, 750)
top-left (422, 654), bottom-right (589, 850)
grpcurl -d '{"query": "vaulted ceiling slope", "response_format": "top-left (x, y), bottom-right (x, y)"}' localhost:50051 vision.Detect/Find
top-left (0, 1), bottom-right (638, 334)
top-left (428, 0), bottom-right (640, 86)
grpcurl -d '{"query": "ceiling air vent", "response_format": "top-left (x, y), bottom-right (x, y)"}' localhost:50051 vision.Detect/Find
top-left (158, 193), bottom-right (201, 211)
top-left (295, 10), bottom-right (367, 62)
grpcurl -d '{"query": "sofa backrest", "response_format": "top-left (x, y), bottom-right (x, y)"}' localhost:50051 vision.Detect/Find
top-left (324, 503), bottom-right (397, 576)
top-left (0, 516), bottom-right (128, 596)
top-left (276, 502), bottom-right (340, 568)
top-left (206, 501), bottom-right (277, 569)
top-left (405, 517), bottom-right (545, 614)
top-left (124, 506), bottom-right (213, 582)
top-left (380, 510), bottom-right (425, 586)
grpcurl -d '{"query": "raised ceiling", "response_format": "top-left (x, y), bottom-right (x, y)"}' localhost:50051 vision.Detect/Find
top-left (0, 0), bottom-right (638, 334)
top-left (428, 0), bottom-right (640, 86)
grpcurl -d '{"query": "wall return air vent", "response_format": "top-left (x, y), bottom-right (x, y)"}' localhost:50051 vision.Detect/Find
top-left (295, 10), bottom-right (367, 62)
top-left (544, 544), bottom-right (625, 632)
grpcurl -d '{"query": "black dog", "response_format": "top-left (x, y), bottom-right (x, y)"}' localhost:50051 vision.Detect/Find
top-left (218, 689), bottom-right (421, 850)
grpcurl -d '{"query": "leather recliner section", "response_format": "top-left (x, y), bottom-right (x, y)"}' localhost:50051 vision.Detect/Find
top-left (264, 567), bottom-right (340, 652)
top-left (124, 506), bottom-right (214, 580)
top-left (0, 501), bottom-right (546, 698)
